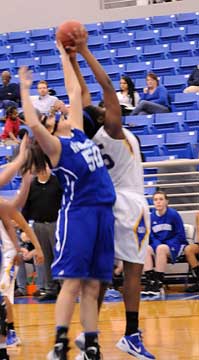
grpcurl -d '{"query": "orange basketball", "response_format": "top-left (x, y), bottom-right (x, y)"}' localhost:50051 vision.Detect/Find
top-left (56, 20), bottom-right (83, 47)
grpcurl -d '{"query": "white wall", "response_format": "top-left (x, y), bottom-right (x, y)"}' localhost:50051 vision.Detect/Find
top-left (1, 0), bottom-right (198, 33)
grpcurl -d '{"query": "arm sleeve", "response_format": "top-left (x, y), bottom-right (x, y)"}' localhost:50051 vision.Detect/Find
top-left (166, 212), bottom-right (187, 248)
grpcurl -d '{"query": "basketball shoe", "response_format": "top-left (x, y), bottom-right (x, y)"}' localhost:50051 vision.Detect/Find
top-left (116, 332), bottom-right (155, 360)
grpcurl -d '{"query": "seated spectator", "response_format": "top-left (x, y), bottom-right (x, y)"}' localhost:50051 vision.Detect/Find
top-left (142, 190), bottom-right (188, 296)
top-left (132, 72), bottom-right (170, 115)
top-left (183, 66), bottom-right (199, 94)
top-left (0, 71), bottom-right (20, 109)
top-left (30, 80), bottom-right (68, 115)
top-left (116, 75), bottom-right (140, 116)
top-left (0, 106), bottom-right (20, 144)
top-left (184, 212), bottom-right (199, 292)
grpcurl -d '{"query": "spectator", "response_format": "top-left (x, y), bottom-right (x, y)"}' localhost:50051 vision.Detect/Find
top-left (30, 80), bottom-right (68, 115)
top-left (183, 66), bottom-right (199, 93)
top-left (0, 106), bottom-right (20, 144)
top-left (142, 190), bottom-right (188, 296)
top-left (0, 71), bottom-right (20, 109)
top-left (116, 75), bottom-right (140, 115)
top-left (132, 72), bottom-right (170, 115)
top-left (184, 212), bottom-right (199, 292)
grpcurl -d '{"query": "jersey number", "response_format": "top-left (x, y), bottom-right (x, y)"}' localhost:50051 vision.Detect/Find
top-left (82, 146), bottom-right (104, 172)
top-left (98, 144), bottom-right (115, 170)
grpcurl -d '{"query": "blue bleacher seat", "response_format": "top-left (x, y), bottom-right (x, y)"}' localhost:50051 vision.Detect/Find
top-left (108, 33), bottom-right (133, 49)
top-left (33, 40), bottom-right (57, 56)
top-left (169, 41), bottom-right (197, 58)
top-left (30, 28), bottom-right (54, 41)
top-left (15, 57), bottom-right (40, 72)
top-left (145, 155), bottom-right (178, 162)
top-left (87, 83), bottom-right (102, 101)
top-left (103, 64), bottom-right (124, 81)
top-left (139, 133), bottom-right (165, 157)
top-left (115, 47), bottom-right (142, 64)
top-left (171, 93), bottom-right (199, 112)
top-left (163, 74), bottom-right (188, 93)
top-left (76, 53), bottom-right (86, 68)
top-left (124, 114), bottom-right (153, 135)
top-left (0, 34), bottom-right (7, 46)
top-left (185, 25), bottom-right (199, 41)
top-left (125, 61), bottom-right (152, 79)
top-left (155, 112), bottom-right (185, 123)
top-left (152, 112), bottom-right (184, 134)
top-left (53, 86), bottom-right (68, 102)
top-left (87, 35), bottom-right (108, 50)
top-left (85, 23), bottom-right (102, 36)
top-left (7, 31), bottom-right (30, 44)
top-left (183, 110), bottom-right (199, 131)
top-left (0, 145), bottom-right (14, 157)
top-left (80, 67), bottom-right (95, 83)
top-left (31, 72), bottom-right (46, 86)
top-left (134, 30), bottom-right (159, 46)
top-left (152, 59), bottom-right (179, 76)
top-left (0, 189), bottom-right (18, 198)
top-left (39, 55), bottom-right (61, 71)
top-left (125, 18), bottom-right (150, 31)
top-left (180, 57), bottom-right (199, 74)
top-left (112, 80), bottom-right (120, 92)
top-left (176, 13), bottom-right (199, 26)
top-left (0, 46), bottom-right (11, 60)
top-left (150, 15), bottom-right (176, 29)
top-left (159, 27), bottom-right (185, 43)
top-left (135, 78), bottom-right (148, 93)
top-left (163, 131), bottom-right (199, 158)
top-left (93, 50), bottom-right (115, 65)
top-left (101, 20), bottom-right (126, 34)
top-left (0, 60), bottom-right (15, 73)
top-left (142, 44), bottom-right (169, 61)
top-left (10, 43), bottom-right (35, 58)
top-left (46, 70), bottom-right (64, 86)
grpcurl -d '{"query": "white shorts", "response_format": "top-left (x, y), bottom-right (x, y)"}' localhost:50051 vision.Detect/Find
top-left (0, 249), bottom-right (18, 304)
top-left (114, 191), bottom-right (150, 264)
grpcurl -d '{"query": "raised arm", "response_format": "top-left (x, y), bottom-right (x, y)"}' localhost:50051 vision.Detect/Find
top-left (72, 29), bottom-right (123, 139)
top-left (10, 171), bottom-right (32, 209)
top-left (70, 55), bottom-right (91, 107)
top-left (57, 42), bottom-right (83, 130)
top-left (19, 67), bottom-right (61, 167)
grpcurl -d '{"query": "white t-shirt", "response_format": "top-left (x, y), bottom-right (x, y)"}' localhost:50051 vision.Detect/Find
top-left (30, 94), bottom-right (58, 114)
top-left (116, 91), bottom-right (140, 108)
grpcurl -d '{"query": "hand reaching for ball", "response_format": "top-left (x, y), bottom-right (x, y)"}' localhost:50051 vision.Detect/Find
top-left (56, 20), bottom-right (88, 56)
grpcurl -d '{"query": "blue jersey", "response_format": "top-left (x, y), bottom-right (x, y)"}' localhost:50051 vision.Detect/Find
top-left (53, 129), bottom-right (116, 208)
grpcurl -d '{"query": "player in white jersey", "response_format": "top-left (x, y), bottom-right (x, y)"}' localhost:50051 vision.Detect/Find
top-left (68, 29), bottom-right (155, 360)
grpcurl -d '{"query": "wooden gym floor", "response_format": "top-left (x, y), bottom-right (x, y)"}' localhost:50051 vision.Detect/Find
top-left (9, 293), bottom-right (199, 360)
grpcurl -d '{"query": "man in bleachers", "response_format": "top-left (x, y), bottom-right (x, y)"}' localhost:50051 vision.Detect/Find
top-left (0, 71), bottom-right (20, 109)
top-left (183, 66), bottom-right (199, 94)
top-left (30, 80), bottom-right (68, 115)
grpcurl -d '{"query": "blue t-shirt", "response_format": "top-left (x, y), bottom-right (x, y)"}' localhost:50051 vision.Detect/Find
top-left (150, 207), bottom-right (188, 254)
top-left (53, 129), bottom-right (116, 208)
top-left (141, 85), bottom-right (170, 108)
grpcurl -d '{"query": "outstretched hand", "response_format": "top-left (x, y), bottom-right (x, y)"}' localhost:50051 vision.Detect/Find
top-left (57, 26), bottom-right (88, 57)
top-left (19, 66), bottom-right (33, 89)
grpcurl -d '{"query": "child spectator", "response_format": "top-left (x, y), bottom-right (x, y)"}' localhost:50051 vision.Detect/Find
top-left (0, 106), bottom-right (20, 144)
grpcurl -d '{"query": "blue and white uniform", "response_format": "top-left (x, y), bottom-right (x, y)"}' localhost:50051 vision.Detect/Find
top-left (150, 207), bottom-right (188, 262)
top-left (52, 129), bottom-right (116, 282)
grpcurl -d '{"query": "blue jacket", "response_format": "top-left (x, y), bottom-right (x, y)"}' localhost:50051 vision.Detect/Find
top-left (141, 85), bottom-right (170, 108)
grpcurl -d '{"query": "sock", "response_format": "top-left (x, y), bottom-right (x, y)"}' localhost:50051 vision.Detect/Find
top-left (155, 272), bottom-right (164, 284)
top-left (192, 266), bottom-right (199, 281)
top-left (125, 311), bottom-right (139, 336)
top-left (55, 326), bottom-right (68, 343)
top-left (85, 332), bottom-right (99, 350)
top-left (145, 270), bottom-right (154, 283)
top-left (0, 348), bottom-right (8, 358)
top-left (7, 322), bottom-right (14, 331)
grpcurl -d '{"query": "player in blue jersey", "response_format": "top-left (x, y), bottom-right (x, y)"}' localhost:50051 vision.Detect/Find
top-left (142, 190), bottom-right (188, 296)
top-left (19, 39), bottom-right (116, 360)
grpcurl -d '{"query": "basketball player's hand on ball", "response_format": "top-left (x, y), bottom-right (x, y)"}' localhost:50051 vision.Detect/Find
top-left (66, 27), bottom-right (88, 55)
top-left (35, 247), bottom-right (44, 265)
top-left (19, 66), bottom-right (33, 89)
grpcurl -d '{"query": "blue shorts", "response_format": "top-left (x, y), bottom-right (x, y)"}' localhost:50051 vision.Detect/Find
top-left (52, 205), bottom-right (114, 282)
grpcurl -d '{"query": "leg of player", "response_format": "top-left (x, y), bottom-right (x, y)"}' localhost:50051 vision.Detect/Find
top-left (142, 246), bottom-right (156, 296)
top-left (116, 262), bottom-right (155, 360)
top-left (4, 297), bottom-right (21, 347)
top-left (184, 244), bottom-right (199, 292)
top-left (0, 294), bottom-right (9, 360)
top-left (153, 244), bottom-right (170, 295)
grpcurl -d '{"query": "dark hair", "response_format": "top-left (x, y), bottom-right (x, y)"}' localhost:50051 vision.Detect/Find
top-left (21, 142), bottom-right (52, 175)
top-left (83, 105), bottom-right (103, 139)
top-left (6, 106), bottom-right (17, 117)
top-left (153, 190), bottom-right (168, 200)
top-left (146, 72), bottom-right (159, 86)
top-left (120, 75), bottom-right (136, 106)
top-left (48, 88), bottom-right (57, 96)
top-left (18, 128), bottom-right (29, 140)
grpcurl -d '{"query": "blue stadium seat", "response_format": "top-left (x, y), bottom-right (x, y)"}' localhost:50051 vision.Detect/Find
top-left (150, 15), bottom-right (176, 29)
top-left (103, 64), bottom-right (124, 81)
top-left (163, 131), bottom-right (198, 158)
top-left (159, 27), bottom-right (185, 43)
top-left (169, 41), bottom-right (197, 58)
top-left (183, 110), bottom-right (199, 131)
top-left (125, 61), bottom-right (152, 79)
top-left (0, 45), bottom-right (11, 60)
top-left (0, 145), bottom-right (14, 157)
top-left (124, 114), bottom-right (153, 135)
top-left (76, 54), bottom-right (86, 68)
top-left (180, 56), bottom-right (199, 74)
top-left (112, 80), bottom-right (120, 92)
top-left (93, 50), bottom-right (115, 65)
top-left (108, 33), bottom-right (133, 49)
top-left (10, 43), bottom-right (35, 58)
top-left (125, 18), bottom-right (150, 31)
top-left (176, 13), bottom-right (199, 26)
top-left (152, 59), bottom-right (179, 76)
top-left (46, 70), bottom-right (64, 86)
top-left (81, 67), bottom-right (95, 83)
top-left (85, 23), bottom-right (102, 36)
top-left (163, 74), bottom-right (188, 93)
top-left (171, 93), bottom-right (199, 112)
top-left (152, 112), bottom-right (184, 133)
top-left (139, 133), bottom-right (165, 157)
top-left (115, 47), bottom-right (142, 64)
top-left (15, 57), bottom-right (40, 72)
top-left (142, 44), bottom-right (169, 61)
top-left (33, 40), bottom-right (57, 56)
top-left (0, 60), bottom-right (15, 73)
top-left (101, 20), bottom-right (126, 34)
top-left (30, 88), bottom-right (39, 95)
top-left (7, 31), bottom-right (30, 44)
top-left (53, 86), bottom-right (68, 102)
top-left (134, 30), bottom-right (159, 46)
top-left (135, 78), bottom-right (148, 93)
top-left (155, 112), bottom-right (185, 123)
top-left (185, 25), bottom-right (199, 41)
top-left (39, 55), bottom-right (61, 71)
top-left (0, 34), bottom-right (7, 46)
top-left (145, 155), bottom-right (178, 162)
top-left (87, 83), bottom-right (102, 101)
top-left (0, 189), bottom-right (18, 197)
top-left (30, 28), bottom-right (55, 41)
top-left (31, 72), bottom-right (46, 86)
top-left (87, 35), bottom-right (108, 50)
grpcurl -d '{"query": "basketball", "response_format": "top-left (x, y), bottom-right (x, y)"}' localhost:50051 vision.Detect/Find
top-left (56, 20), bottom-right (83, 47)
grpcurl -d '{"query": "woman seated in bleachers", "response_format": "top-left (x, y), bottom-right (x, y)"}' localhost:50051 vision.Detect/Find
top-left (132, 72), bottom-right (170, 115)
top-left (183, 66), bottom-right (199, 94)
top-left (116, 75), bottom-right (140, 116)
top-left (142, 190), bottom-right (188, 296)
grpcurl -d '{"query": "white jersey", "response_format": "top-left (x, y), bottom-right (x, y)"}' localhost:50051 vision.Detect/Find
top-left (93, 126), bottom-right (149, 264)
top-left (0, 220), bottom-right (16, 254)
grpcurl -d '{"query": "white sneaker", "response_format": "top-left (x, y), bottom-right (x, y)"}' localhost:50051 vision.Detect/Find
top-left (75, 332), bottom-right (85, 350)
top-left (75, 353), bottom-right (84, 360)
